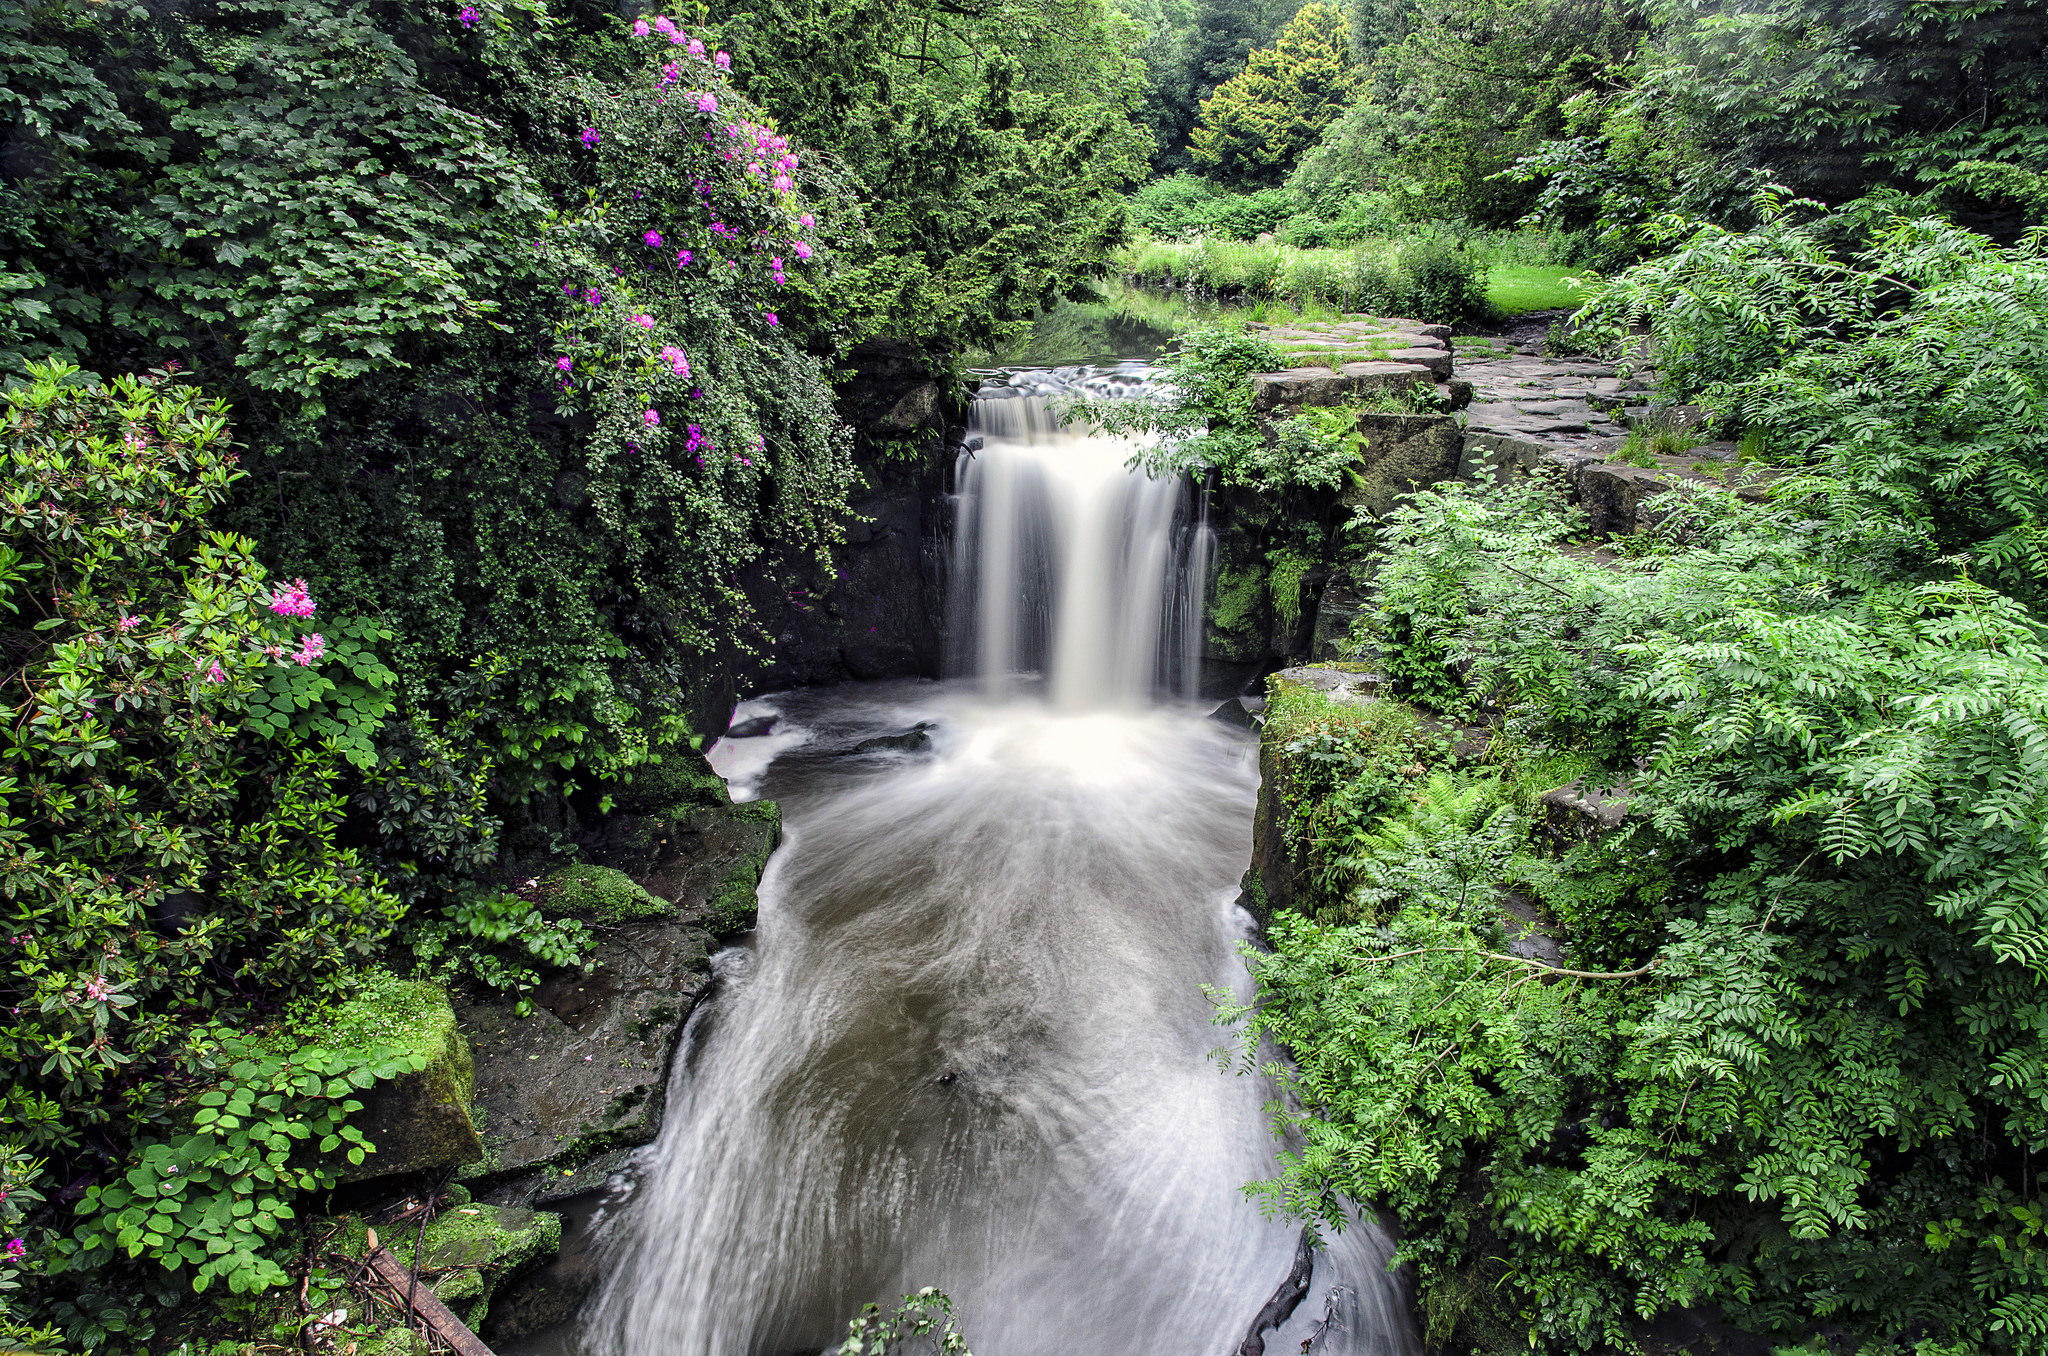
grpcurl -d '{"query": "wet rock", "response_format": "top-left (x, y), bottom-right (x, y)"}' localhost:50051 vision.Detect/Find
top-left (462, 802), bottom-right (779, 1182)
top-left (1208, 696), bottom-right (1265, 731)
top-left (458, 920), bottom-right (714, 1181)
top-left (851, 721), bottom-right (936, 754)
top-left (727, 714), bottom-right (777, 739)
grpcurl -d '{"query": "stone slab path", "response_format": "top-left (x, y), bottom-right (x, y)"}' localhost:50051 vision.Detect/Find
top-left (1451, 313), bottom-right (1648, 448)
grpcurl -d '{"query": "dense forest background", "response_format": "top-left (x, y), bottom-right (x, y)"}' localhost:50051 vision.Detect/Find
top-left (2, 0), bottom-right (2046, 1350)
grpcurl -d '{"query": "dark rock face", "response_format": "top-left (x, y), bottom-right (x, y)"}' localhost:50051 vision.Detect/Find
top-left (762, 339), bottom-right (957, 688)
top-left (676, 338), bottom-right (963, 735)
top-left (458, 917), bottom-right (715, 1180)
top-left (463, 788), bottom-right (779, 1185)
top-left (1345, 413), bottom-right (1463, 517)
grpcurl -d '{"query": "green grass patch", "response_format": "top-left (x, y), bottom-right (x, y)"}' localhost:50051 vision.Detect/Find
top-left (1485, 265), bottom-right (1587, 316)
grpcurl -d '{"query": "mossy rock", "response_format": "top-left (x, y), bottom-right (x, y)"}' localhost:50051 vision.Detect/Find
top-left (537, 862), bottom-right (670, 926)
top-left (703, 800), bottom-right (779, 936)
top-left (306, 1186), bottom-right (563, 1336)
top-left (323, 974), bottom-right (485, 1185)
top-left (611, 743), bottom-right (730, 814)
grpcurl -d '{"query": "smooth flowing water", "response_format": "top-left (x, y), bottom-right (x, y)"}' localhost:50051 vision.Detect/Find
top-left (579, 369), bottom-right (1416, 1355)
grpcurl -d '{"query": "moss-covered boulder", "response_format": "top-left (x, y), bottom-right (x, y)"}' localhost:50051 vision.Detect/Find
top-left (536, 863), bottom-right (669, 926)
top-left (327, 974), bottom-right (485, 1185)
top-left (302, 1185), bottom-right (562, 1337)
top-left (611, 743), bottom-right (730, 814)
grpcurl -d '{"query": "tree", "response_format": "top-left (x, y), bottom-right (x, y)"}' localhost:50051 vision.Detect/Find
top-left (1287, 0), bottom-right (1639, 223)
top-left (1190, 2), bottom-right (1360, 185)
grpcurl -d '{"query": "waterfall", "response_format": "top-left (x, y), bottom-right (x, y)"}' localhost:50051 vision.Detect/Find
top-left (567, 362), bottom-right (1419, 1356)
top-left (949, 364), bottom-right (1205, 706)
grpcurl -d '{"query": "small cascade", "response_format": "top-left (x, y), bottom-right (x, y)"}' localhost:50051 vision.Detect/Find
top-left (950, 364), bottom-right (1208, 706)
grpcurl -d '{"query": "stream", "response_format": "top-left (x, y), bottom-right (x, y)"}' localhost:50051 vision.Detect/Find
top-left (569, 368), bottom-right (1419, 1354)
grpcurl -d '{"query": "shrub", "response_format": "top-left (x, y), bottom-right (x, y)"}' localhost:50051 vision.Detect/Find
top-left (0, 362), bottom-right (446, 1339)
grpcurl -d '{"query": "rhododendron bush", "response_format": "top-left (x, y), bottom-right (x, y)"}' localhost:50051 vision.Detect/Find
top-left (538, 20), bottom-right (853, 659)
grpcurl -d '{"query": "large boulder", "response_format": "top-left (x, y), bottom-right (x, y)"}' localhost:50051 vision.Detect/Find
top-left (458, 917), bottom-right (716, 1180)
top-left (1344, 412), bottom-right (1464, 516)
top-left (333, 978), bottom-right (485, 1185)
top-left (461, 800), bottom-right (779, 1181)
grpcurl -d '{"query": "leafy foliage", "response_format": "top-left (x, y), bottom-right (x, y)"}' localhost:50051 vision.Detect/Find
top-left (67, 1039), bottom-right (423, 1297)
top-left (1241, 206), bottom-right (2048, 1350)
top-left (835, 1287), bottom-right (971, 1354)
top-left (1575, 196), bottom-right (2048, 604)
top-left (703, 0), bottom-right (1154, 352)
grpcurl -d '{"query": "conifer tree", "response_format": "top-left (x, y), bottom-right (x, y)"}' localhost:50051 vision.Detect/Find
top-left (1190, 2), bottom-right (1361, 185)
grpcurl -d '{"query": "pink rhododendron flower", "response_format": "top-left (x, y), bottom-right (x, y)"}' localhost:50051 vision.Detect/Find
top-left (675, 247), bottom-right (693, 265)
top-left (580, 127), bottom-right (600, 149)
top-left (83, 975), bottom-right (110, 1002)
top-left (799, 213), bottom-right (815, 228)
top-left (687, 38), bottom-right (704, 56)
top-left (643, 229), bottom-right (663, 246)
top-left (793, 239), bottom-right (813, 260)
top-left (661, 61), bottom-right (680, 85)
top-left (555, 356), bottom-right (572, 371)
top-left (3, 1239), bottom-right (23, 1260)
top-left (696, 93), bottom-right (717, 113)
top-left (714, 50), bottom-right (731, 68)
top-left (205, 661), bottom-right (227, 683)
top-left (773, 174), bottom-right (793, 193)
top-left (119, 614), bottom-right (141, 631)
top-left (632, 313), bottom-right (655, 328)
top-left (457, 4), bottom-right (479, 27)
top-left (764, 312), bottom-right (778, 326)
top-left (295, 634), bottom-right (325, 666)
top-left (644, 408), bottom-right (661, 426)
top-left (633, 17), bottom-right (650, 34)
top-left (654, 14), bottom-right (675, 32)
top-left (269, 578), bottom-right (316, 618)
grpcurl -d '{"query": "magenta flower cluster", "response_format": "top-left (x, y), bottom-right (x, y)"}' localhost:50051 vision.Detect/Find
top-left (457, 4), bottom-right (479, 27)
top-left (268, 578), bottom-right (316, 618)
top-left (296, 633), bottom-right (325, 666)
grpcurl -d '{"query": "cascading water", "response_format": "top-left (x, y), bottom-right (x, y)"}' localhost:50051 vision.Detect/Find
top-left (946, 364), bottom-right (1196, 706)
top-left (575, 364), bottom-right (1418, 1356)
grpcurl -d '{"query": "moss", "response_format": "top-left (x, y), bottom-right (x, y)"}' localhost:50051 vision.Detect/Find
top-left (614, 745), bottom-right (730, 814)
top-left (306, 1195), bottom-right (562, 1337)
top-left (704, 800), bottom-right (780, 936)
top-left (537, 863), bottom-right (669, 925)
top-left (1209, 561), bottom-right (1265, 637)
top-left (302, 975), bottom-right (482, 1184)
top-left (1264, 680), bottom-right (1426, 760)
top-left (319, 969), bottom-right (454, 1062)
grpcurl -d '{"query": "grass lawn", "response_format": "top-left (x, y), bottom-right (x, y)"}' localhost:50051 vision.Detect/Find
top-left (1487, 264), bottom-right (1589, 316)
